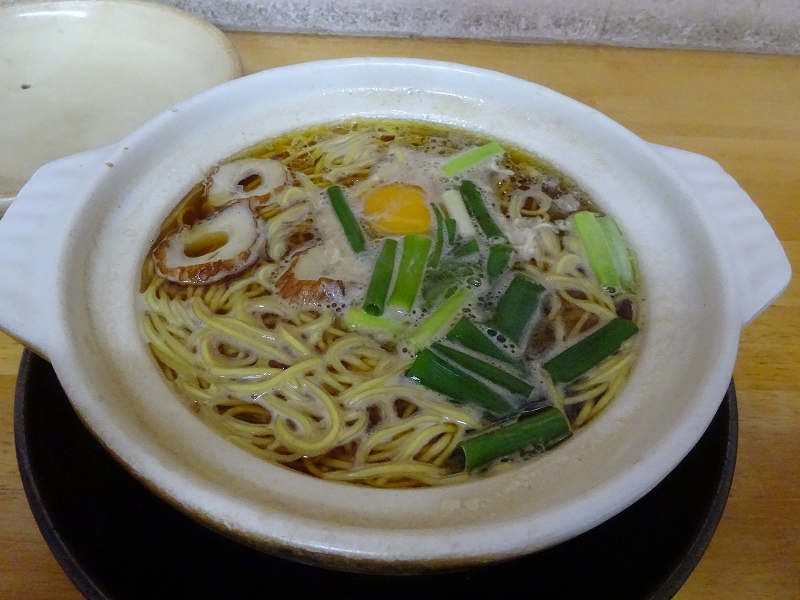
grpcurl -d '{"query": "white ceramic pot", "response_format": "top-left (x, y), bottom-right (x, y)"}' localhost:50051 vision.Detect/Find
top-left (0, 58), bottom-right (790, 572)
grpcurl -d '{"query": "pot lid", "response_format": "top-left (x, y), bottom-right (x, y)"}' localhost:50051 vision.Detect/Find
top-left (0, 0), bottom-right (242, 199)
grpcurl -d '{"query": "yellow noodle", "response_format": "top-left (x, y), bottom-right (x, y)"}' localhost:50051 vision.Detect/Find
top-left (560, 294), bottom-right (616, 320)
top-left (562, 381), bottom-right (611, 406)
top-left (144, 316), bottom-right (200, 369)
top-left (568, 311), bottom-right (591, 338)
top-left (355, 414), bottom-right (443, 464)
top-left (273, 411), bottom-right (343, 454)
top-left (570, 351), bottom-right (634, 391)
top-left (590, 368), bottom-right (630, 417)
top-left (395, 423), bottom-right (461, 462)
top-left (148, 342), bottom-right (193, 381)
top-left (139, 119), bottom-right (642, 488)
top-left (574, 399), bottom-right (596, 427)
top-left (275, 322), bottom-right (314, 358)
top-left (226, 358), bottom-right (323, 395)
top-left (319, 456), bottom-right (355, 471)
top-left (302, 457), bottom-right (327, 478)
top-left (323, 461), bottom-right (442, 481)
top-left (193, 301), bottom-right (296, 365)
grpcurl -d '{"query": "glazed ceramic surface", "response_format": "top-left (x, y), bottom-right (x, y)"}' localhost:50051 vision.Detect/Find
top-left (0, 0), bottom-right (241, 211)
top-left (0, 58), bottom-right (789, 571)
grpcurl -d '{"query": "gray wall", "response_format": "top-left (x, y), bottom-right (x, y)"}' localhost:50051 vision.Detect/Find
top-left (4, 0), bottom-right (799, 54)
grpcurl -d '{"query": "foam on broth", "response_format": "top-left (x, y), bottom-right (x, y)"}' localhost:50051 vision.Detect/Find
top-left (138, 119), bottom-right (642, 488)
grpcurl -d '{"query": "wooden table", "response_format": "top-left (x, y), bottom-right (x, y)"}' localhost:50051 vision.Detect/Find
top-left (1, 32), bottom-right (798, 599)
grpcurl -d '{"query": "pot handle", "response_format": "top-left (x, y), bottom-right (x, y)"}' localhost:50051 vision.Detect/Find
top-left (649, 143), bottom-right (791, 327)
top-left (0, 145), bottom-right (114, 359)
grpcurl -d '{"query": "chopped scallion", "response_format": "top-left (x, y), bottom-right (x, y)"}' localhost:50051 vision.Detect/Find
top-left (445, 317), bottom-right (513, 363)
top-left (407, 288), bottom-right (471, 352)
top-left (442, 189), bottom-right (477, 240)
top-left (363, 239), bottom-right (397, 316)
top-left (431, 343), bottom-right (534, 396)
top-left (543, 317), bottom-right (638, 383)
top-left (387, 234), bottom-right (432, 311)
top-left (407, 349), bottom-right (514, 417)
top-left (452, 238), bottom-right (480, 259)
top-left (441, 142), bottom-right (504, 176)
top-left (573, 211), bottom-right (620, 291)
top-left (444, 217), bottom-right (457, 245)
top-left (459, 181), bottom-right (505, 240)
top-left (420, 263), bottom-right (478, 308)
top-left (488, 273), bottom-right (546, 345)
top-left (457, 407), bottom-right (571, 471)
top-left (326, 185), bottom-right (366, 253)
top-left (343, 308), bottom-right (404, 335)
top-left (487, 243), bottom-right (513, 279)
top-left (597, 215), bottom-right (634, 291)
top-left (428, 204), bottom-right (445, 269)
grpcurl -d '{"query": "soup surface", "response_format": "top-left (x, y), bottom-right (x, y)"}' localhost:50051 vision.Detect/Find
top-left (140, 119), bottom-right (641, 488)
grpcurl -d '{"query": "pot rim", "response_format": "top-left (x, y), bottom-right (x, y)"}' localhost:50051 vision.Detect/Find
top-left (2, 57), bottom-right (783, 570)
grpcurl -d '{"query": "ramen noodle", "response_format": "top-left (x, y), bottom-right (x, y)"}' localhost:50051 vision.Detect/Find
top-left (140, 119), bottom-right (641, 488)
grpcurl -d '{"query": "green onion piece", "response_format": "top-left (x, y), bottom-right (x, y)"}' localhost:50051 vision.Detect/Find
top-left (387, 234), bottom-right (432, 311)
top-left (543, 317), bottom-right (638, 383)
top-left (407, 349), bottom-right (513, 417)
top-left (452, 238), bottom-right (480, 259)
top-left (326, 185), bottom-right (366, 253)
top-left (458, 407), bottom-right (572, 471)
top-left (573, 211), bottom-right (620, 291)
top-left (487, 243), bottom-right (513, 279)
top-left (343, 308), bottom-right (404, 335)
top-left (459, 181), bottom-right (505, 240)
top-left (428, 205), bottom-right (445, 269)
top-left (597, 216), bottom-right (634, 290)
top-left (442, 189), bottom-right (478, 240)
top-left (489, 273), bottom-right (546, 344)
top-left (407, 288), bottom-right (471, 352)
top-left (444, 217), bottom-right (457, 245)
top-left (441, 142), bottom-right (504, 176)
top-left (363, 239), bottom-right (397, 316)
top-left (421, 263), bottom-right (478, 308)
top-left (445, 317), bottom-right (512, 363)
top-left (431, 343), bottom-right (533, 396)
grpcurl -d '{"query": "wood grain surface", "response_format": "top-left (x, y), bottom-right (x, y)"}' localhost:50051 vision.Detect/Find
top-left (0, 32), bottom-right (797, 599)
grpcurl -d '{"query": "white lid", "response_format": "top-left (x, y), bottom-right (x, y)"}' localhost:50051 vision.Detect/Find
top-left (0, 0), bottom-right (242, 198)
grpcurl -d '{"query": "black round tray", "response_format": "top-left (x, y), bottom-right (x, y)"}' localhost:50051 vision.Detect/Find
top-left (14, 350), bottom-right (737, 600)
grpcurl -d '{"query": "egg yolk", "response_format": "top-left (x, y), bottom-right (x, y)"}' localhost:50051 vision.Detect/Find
top-left (363, 184), bottom-right (431, 235)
